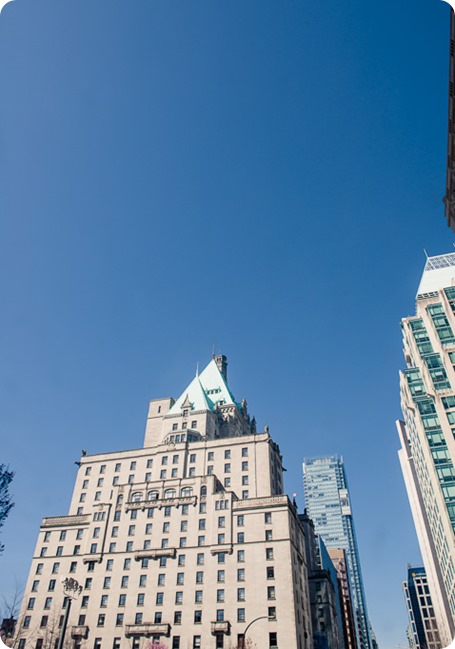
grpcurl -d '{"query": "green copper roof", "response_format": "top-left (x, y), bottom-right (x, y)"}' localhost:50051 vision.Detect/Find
top-left (167, 359), bottom-right (235, 415)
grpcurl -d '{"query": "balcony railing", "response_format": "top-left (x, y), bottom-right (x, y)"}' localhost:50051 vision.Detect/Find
top-left (126, 496), bottom-right (197, 511)
top-left (71, 626), bottom-right (89, 639)
top-left (41, 514), bottom-right (90, 528)
top-left (125, 624), bottom-right (170, 637)
top-left (134, 548), bottom-right (176, 561)
top-left (211, 621), bottom-right (230, 634)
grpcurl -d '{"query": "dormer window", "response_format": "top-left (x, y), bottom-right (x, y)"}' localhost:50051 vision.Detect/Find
top-left (183, 409), bottom-right (189, 417)
top-left (172, 423), bottom-right (178, 431)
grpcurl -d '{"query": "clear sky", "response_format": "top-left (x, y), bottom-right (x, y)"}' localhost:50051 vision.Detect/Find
top-left (1, 0), bottom-right (454, 647)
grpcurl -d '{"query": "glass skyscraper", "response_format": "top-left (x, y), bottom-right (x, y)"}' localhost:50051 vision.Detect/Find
top-left (303, 455), bottom-right (371, 649)
top-left (397, 252), bottom-right (455, 646)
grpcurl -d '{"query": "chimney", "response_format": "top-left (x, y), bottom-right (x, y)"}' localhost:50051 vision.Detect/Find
top-left (214, 354), bottom-right (228, 382)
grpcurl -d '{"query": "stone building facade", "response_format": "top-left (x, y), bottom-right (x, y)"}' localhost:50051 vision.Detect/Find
top-left (14, 356), bottom-right (312, 649)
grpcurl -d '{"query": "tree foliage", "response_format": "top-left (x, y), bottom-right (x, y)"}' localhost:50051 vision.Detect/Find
top-left (0, 464), bottom-right (14, 555)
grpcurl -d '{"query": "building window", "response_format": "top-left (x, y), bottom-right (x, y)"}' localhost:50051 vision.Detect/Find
top-left (176, 572), bottom-right (184, 585)
top-left (265, 530), bottom-right (272, 541)
top-left (118, 594), bottom-right (126, 607)
top-left (218, 534), bottom-right (225, 544)
top-left (27, 598), bottom-right (35, 610)
top-left (242, 447), bottom-right (248, 457)
top-left (224, 478), bottom-right (231, 487)
top-left (113, 639), bottom-right (120, 649)
top-left (135, 613), bottom-right (143, 625)
top-left (207, 465), bottom-right (214, 474)
top-left (174, 611), bottom-right (182, 624)
top-left (238, 569), bottom-right (245, 581)
top-left (217, 590), bottom-right (225, 603)
top-left (103, 577), bottom-right (111, 589)
top-left (85, 467), bottom-right (92, 476)
top-left (100, 595), bottom-right (108, 608)
top-left (172, 638), bottom-right (180, 649)
top-left (97, 614), bottom-right (105, 627)
top-left (48, 579), bottom-right (56, 591)
top-left (238, 608), bottom-right (246, 622)
top-left (44, 597), bottom-right (52, 609)
top-left (237, 588), bottom-right (245, 601)
top-left (137, 593), bottom-right (145, 606)
top-left (237, 515), bottom-right (244, 526)
top-left (193, 637), bottom-right (201, 649)
top-left (121, 576), bottom-right (129, 588)
top-left (269, 632), bottom-right (278, 648)
top-left (242, 461), bottom-right (248, 471)
top-left (242, 475), bottom-right (249, 485)
top-left (36, 564), bottom-right (43, 574)
top-left (267, 586), bottom-right (276, 600)
top-left (196, 571), bottom-right (204, 583)
top-left (224, 464), bottom-right (230, 473)
top-left (197, 553), bottom-right (204, 565)
top-left (23, 617), bottom-right (31, 629)
top-left (32, 580), bottom-right (39, 592)
top-left (238, 550), bottom-right (245, 562)
top-left (156, 592), bottom-right (164, 605)
top-left (81, 596), bottom-right (89, 608)
top-left (195, 590), bottom-right (203, 603)
top-left (242, 490), bottom-right (249, 499)
top-left (198, 536), bottom-right (205, 546)
top-left (194, 610), bottom-right (202, 624)
top-left (175, 592), bottom-right (183, 604)
top-left (115, 614), bottom-right (123, 626)
top-left (208, 452), bottom-right (214, 461)
top-left (237, 533), bottom-right (245, 543)
top-left (266, 548), bottom-right (274, 560)
top-left (268, 607), bottom-right (276, 620)
top-left (40, 616), bottom-right (48, 628)
top-left (267, 566), bottom-right (275, 579)
top-left (218, 553), bottom-right (225, 564)
top-left (216, 609), bottom-right (224, 621)
top-left (265, 512), bottom-right (272, 523)
top-left (139, 574), bottom-right (147, 587)
top-left (218, 570), bottom-right (225, 582)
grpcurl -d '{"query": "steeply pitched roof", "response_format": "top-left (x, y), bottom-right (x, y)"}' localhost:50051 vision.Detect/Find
top-left (167, 359), bottom-right (236, 415)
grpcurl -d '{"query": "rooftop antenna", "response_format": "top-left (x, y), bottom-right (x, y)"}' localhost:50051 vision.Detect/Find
top-left (424, 248), bottom-right (429, 259)
top-left (212, 343), bottom-right (215, 359)
top-left (196, 362), bottom-right (199, 377)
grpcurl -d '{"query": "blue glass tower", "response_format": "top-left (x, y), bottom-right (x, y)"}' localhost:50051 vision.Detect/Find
top-left (303, 455), bottom-right (372, 649)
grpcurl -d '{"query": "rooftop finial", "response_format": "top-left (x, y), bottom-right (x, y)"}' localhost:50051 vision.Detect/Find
top-left (196, 362), bottom-right (199, 377)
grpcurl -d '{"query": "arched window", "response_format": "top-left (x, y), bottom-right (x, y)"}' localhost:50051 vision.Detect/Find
top-left (164, 488), bottom-right (176, 499)
top-left (148, 490), bottom-right (159, 501)
top-left (116, 494), bottom-right (123, 505)
top-left (181, 487), bottom-right (193, 497)
top-left (200, 485), bottom-right (207, 496)
top-left (131, 492), bottom-right (142, 502)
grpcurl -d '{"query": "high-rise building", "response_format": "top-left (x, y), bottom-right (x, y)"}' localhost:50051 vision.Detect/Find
top-left (299, 511), bottom-right (344, 649)
top-left (302, 456), bottom-right (372, 649)
top-left (14, 356), bottom-right (313, 649)
top-left (397, 252), bottom-right (455, 645)
top-left (327, 548), bottom-right (358, 649)
top-left (403, 566), bottom-right (440, 649)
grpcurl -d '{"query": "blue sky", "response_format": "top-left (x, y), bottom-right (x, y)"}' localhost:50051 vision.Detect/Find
top-left (1, 0), bottom-right (454, 646)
